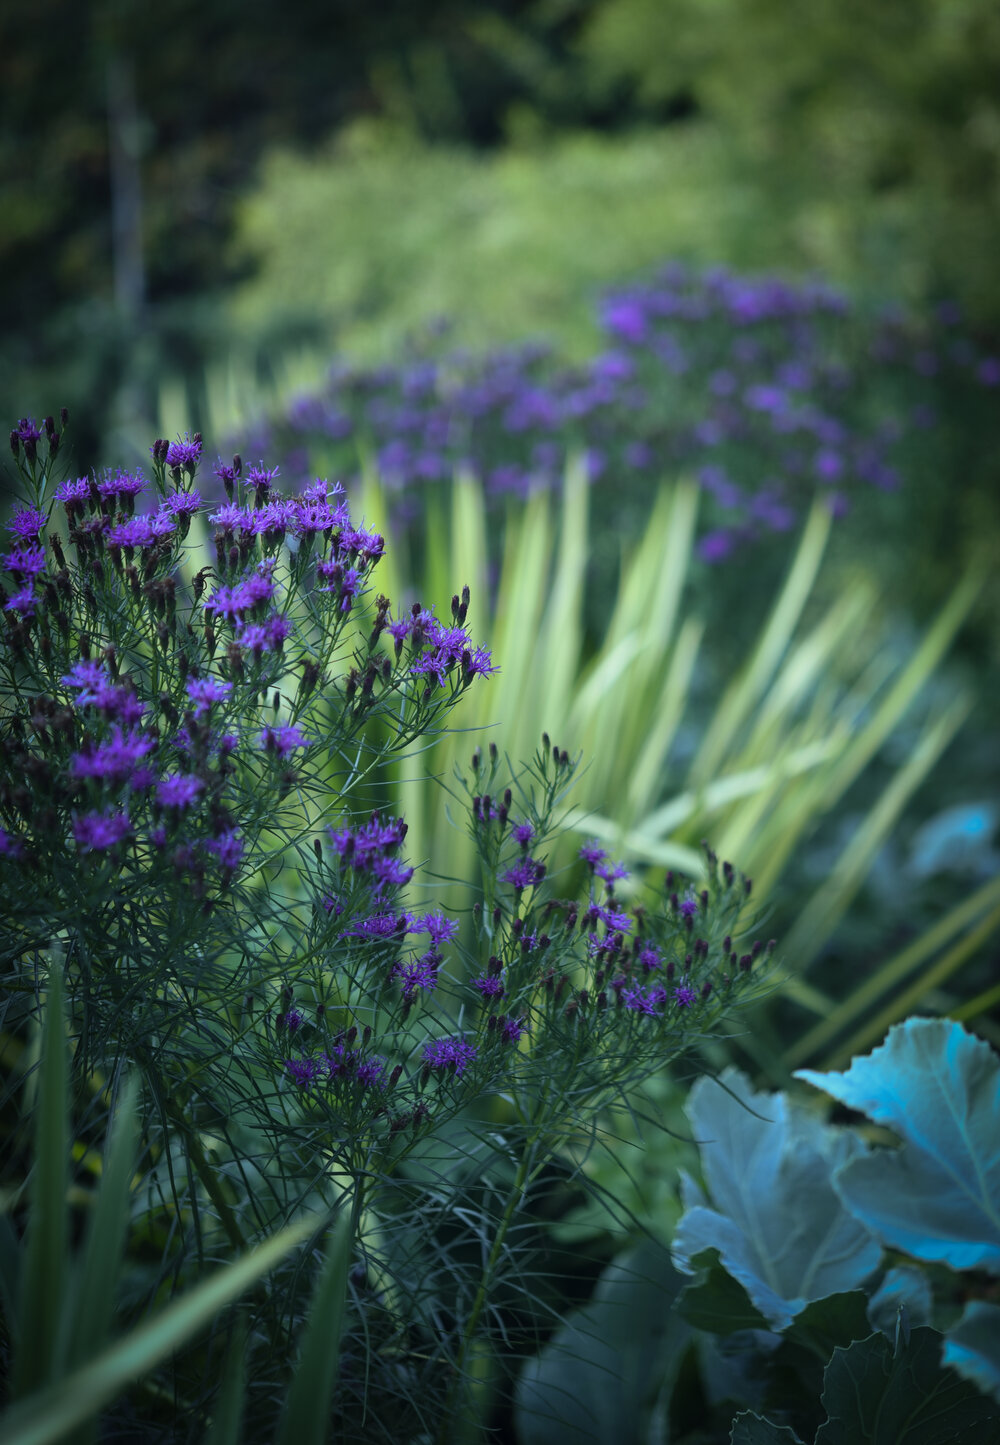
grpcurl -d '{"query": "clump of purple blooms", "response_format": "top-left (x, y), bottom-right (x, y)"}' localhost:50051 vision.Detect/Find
top-left (239, 262), bottom-right (1000, 564)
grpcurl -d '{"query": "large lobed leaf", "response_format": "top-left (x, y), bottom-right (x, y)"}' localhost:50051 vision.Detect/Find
top-left (795, 1018), bottom-right (1000, 1274)
top-left (671, 1070), bottom-right (882, 1331)
top-left (814, 1327), bottom-right (997, 1444)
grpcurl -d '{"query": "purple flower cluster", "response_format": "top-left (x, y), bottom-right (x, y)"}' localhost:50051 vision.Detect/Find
top-left (422, 1034), bottom-right (477, 1077)
top-left (284, 1047), bottom-right (387, 1090)
top-left (327, 813), bottom-right (414, 892)
top-left (245, 263), bottom-right (1000, 563)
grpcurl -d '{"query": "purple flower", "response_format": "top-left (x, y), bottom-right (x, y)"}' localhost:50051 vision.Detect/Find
top-left (106, 514), bottom-right (174, 550)
top-left (236, 613), bottom-right (293, 655)
top-left (5, 586), bottom-right (36, 617)
top-left (97, 468), bottom-right (146, 502)
top-left (53, 478), bottom-right (90, 514)
top-left (0, 826), bottom-right (25, 859)
top-left (345, 911), bottom-right (409, 938)
top-left (638, 946), bottom-right (661, 973)
top-left (595, 858), bottom-right (629, 884)
top-left (208, 502), bottom-right (255, 534)
top-left (205, 572), bottom-right (275, 623)
top-left (4, 546), bottom-right (47, 581)
top-left (337, 526), bottom-right (385, 563)
top-left (622, 985), bottom-right (660, 1016)
top-left (61, 662), bottom-right (147, 723)
top-left (501, 857), bottom-right (546, 891)
top-left (279, 1008), bottom-right (305, 1032)
top-left (408, 911), bottom-right (459, 946)
top-left (6, 507), bottom-right (46, 542)
top-left (500, 1016), bottom-right (527, 1044)
top-left (978, 357), bottom-right (1000, 387)
top-left (672, 984), bottom-right (698, 1009)
top-left (205, 830), bottom-right (244, 871)
top-left (586, 902), bottom-right (633, 934)
top-left (678, 897), bottom-right (698, 919)
top-left (185, 676), bottom-right (232, 718)
top-left (356, 1056), bottom-right (387, 1087)
top-left (157, 773), bottom-right (204, 810)
top-left (285, 1058), bottom-right (321, 1087)
top-left (422, 1035), bottom-right (477, 1077)
top-left (579, 842), bottom-right (607, 867)
top-left (73, 810), bottom-right (131, 852)
top-left (512, 822), bottom-right (535, 849)
top-left (697, 529), bottom-right (737, 564)
top-left (162, 490), bottom-right (202, 517)
top-left (245, 462), bottom-right (280, 494)
top-left (165, 434), bottom-right (202, 470)
top-left (71, 726), bottom-right (155, 784)
top-left (259, 724), bottom-right (309, 758)
top-left (392, 951), bottom-right (440, 1000)
top-left (473, 974), bottom-right (504, 999)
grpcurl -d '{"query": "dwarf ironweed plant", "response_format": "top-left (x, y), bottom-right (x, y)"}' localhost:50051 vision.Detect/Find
top-left (1, 417), bottom-right (769, 1442)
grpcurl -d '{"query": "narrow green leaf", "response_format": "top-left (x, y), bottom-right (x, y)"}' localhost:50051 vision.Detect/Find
top-left (201, 1315), bottom-right (248, 1445)
top-left (0, 1212), bottom-right (322, 1445)
top-left (277, 1208), bottom-right (354, 1445)
top-left (779, 692), bottom-right (971, 976)
top-left (12, 965), bottom-right (69, 1401)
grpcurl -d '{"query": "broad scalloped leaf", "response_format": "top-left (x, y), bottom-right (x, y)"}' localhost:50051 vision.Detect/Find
top-left (815, 1326), bottom-right (998, 1443)
top-left (941, 1302), bottom-right (1000, 1406)
top-left (515, 1238), bottom-right (689, 1445)
top-left (795, 1018), bottom-right (1000, 1273)
top-left (730, 1412), bottom-right (804, 1444)
top-left (671, 1070), bottom-right (882, 1331)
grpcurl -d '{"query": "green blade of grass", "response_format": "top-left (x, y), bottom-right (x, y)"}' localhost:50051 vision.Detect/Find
top-left (276, 1208), bottom-right (354, 1445)
top-left (65, 1078), bottom-right (140, 1373)
top-left (689, 496), bottom-right (832, 786)
top-left (783, 872), bottom-right (1000, 1068)
top-left (778, 691), bottom-right (972, 977)
top-left (0, 1213), bottom-right (323, 1445)
top-left (12, 963), bottom-right (69, 1402)
top-left (201, 1315), bottom-right (248, 1445)
top-left (823, 898), bottom-right (1000, 1068)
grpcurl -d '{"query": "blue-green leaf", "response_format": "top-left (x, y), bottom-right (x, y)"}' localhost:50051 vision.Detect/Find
top-left (795, 1018), bottom-right (1000, 1274)
top-left (866, 1267), bottom-right (933, 1340)
top-left (941, 1302), bottom-right (1000, 1407)
top-left (730, 1413), bottom-right (805, 1445)
top-left (515, 1238), bottom-right (689, 1445)
top-left (815, 1326), bottom-right (997, 1443)
top-left (671, 1070), bottom-right (882, 1330)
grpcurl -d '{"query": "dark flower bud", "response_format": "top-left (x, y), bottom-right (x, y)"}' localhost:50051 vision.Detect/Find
top-left (666, 961), bottom-right (675, 979)
top-left (473, 901), bottom-right (482, 924)
top-left (48, 431), bottom-right (60, 458)
top-left (578, 988), bottom-right (589, 1008)
top-left (9, 430), bottom-right (19, 458)
top-left (701, 981), bottom-right (713, 999)
top-left (388, 1064), bottom-right (403, 1090)
top-left (723, 935), bottom-right (731, 954)
top-left (313, 837), bottom-right (323, 863)
top-left (739, 953), bottom-right (752, 971)
top-left (471, 748), bottom-right (481, 772)
top-left (346, 1025), bottom-right (357, 1046)
top-left (665, 870), bottom-right (674, 889)
top-left (492, 907), bottom-right (501, 929)
top-left (541, 732), bottom-right (550, 753)
top-left (362, 1025), bottom-right (371, 1045)
top-left (752, 939), bottom-right (764, 959)
top-left (489, 742), bottom-right (498, 763)
top-left (744, 878), bottom-right (753, 896)
top-left (60, 407), bottom-right (69, 427)
top-left (700, 890), bottom-right (709, 910)
top-left (300, 659), bottom-right (321, 700)
top-left (597, 990), bottom-right (608, 1010)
